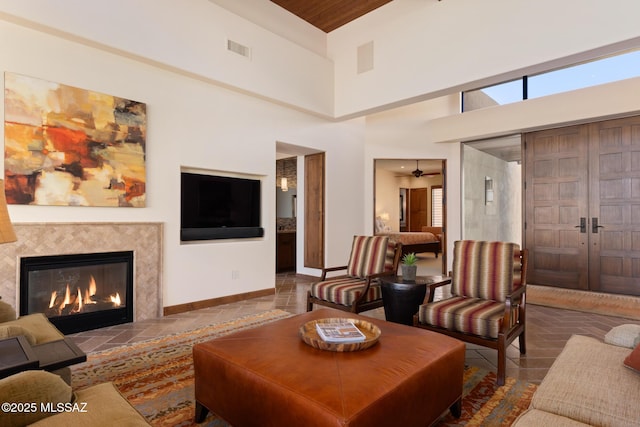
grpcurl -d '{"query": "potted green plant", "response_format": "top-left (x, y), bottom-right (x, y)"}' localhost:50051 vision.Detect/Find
top-left (401, 252), bottom-right (418, 281)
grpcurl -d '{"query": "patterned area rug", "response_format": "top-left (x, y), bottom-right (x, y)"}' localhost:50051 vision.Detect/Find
top-left (72, 310), bottom-right (292, 426)
top-left (438, 366), bottom-right (537, 426)
top-left (72, 310), bottom-right (536, 426)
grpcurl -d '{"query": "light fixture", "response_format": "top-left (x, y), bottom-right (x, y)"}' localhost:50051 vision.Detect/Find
top-left (412, 160), bottom-right (423, 178)
top-left (0, 179), bottom-right (17, 243)
top-left (485, 177), bottom-right (494, 204)
top-left (280, 160), bottom-right (288, 192)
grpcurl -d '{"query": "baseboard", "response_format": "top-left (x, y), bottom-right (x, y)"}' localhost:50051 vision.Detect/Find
top-left (528, 284), bottom-right (640, 321)
top-left (163, 288), bottom-right (275, 316)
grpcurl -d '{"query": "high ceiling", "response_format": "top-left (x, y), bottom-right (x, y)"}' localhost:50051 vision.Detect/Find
top-left (270, 0), bottom-right (392, 33)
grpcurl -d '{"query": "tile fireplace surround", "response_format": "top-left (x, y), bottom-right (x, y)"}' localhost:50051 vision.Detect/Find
top-left (0, 222), bottom-right (163, 322)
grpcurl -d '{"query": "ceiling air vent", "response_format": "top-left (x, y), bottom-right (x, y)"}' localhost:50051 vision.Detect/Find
top-left (227, 39), bottom-right (251, 59)
top-left (357, 41), bottom-right (374, 74)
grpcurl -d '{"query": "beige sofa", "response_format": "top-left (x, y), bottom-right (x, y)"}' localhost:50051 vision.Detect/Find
top-left (0, 370), bottom-right (150, 427)
top-left (0, 300), bottom-right (150, 426)
top-left (513, 325), bottom-right (640, 426)
top-left (0, 300), bottom-right (65, 344)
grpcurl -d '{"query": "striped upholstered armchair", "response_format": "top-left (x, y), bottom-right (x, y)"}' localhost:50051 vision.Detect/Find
top-left (413, 240), bottom-right (528, 386)
top-left (307, 235), bottom-right (402, 314)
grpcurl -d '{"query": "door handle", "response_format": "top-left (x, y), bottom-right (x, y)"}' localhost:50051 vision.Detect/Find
top-left (575, 217), bottom-right (586, 233)
top-left (592, 217), bottom-right (604, 233)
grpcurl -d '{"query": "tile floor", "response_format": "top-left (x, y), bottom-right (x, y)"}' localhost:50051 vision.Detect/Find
top-left (70, 268), bottom-right (640, 385)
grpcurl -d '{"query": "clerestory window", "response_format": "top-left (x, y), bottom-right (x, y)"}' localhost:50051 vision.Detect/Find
top-left (463, 49), bottom-right (640, 112)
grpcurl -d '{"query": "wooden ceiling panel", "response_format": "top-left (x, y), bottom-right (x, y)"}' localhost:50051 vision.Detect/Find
top-left (270, 0), bottom-right (392, 33)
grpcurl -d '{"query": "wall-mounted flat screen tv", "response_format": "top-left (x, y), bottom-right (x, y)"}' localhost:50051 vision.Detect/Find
top-left (180, 172), bottom-right (264, 241)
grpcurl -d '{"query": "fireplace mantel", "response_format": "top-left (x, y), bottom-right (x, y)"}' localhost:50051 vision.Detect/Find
top-left (0, 222), bottom-right (163, 322)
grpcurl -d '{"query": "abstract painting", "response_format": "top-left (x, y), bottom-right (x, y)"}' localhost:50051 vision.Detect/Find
top-left (4, 73), bottom-right (146, 207)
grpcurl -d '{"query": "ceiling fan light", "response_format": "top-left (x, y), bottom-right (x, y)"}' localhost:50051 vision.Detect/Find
top-left (412, 159), bottom-right (423, 178)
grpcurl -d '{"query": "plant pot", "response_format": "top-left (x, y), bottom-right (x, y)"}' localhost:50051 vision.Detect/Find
top-left (401, 265), bottom-right (417, 281)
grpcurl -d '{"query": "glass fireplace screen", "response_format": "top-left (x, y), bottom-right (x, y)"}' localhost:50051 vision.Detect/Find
top-left (19, 251), bottom-right (134, 334)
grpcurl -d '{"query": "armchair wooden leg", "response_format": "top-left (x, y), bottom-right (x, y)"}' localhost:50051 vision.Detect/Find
top-left (497, 337), bottom-right (506, 387)
top-left (306, 291), bottom-right (313, 312)
top-left (519, 331), bottom-right (526, 354)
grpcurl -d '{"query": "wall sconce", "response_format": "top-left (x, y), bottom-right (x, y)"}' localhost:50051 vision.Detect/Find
top-left (485, 177), bottom-right (494, 204)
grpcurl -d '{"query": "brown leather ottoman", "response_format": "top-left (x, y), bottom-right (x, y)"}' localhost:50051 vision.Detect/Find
top-left (193, 308), bottom-right (465, 427)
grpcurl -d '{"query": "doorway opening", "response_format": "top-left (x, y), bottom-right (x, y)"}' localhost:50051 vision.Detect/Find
top-left (276, 156), bottom-right (297, 272)
top-left (276, 142), bottom-right (325, 274)
top-left (374, 158), bottom-right (446, 275)
top-left (462, 135), bottom-right (522, 246)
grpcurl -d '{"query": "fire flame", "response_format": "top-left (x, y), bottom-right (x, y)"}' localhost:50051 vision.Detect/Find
top-left (63, 284), bottom-right (71, 306)
top-left (47, 277), bottom-right (122, 314)
top-left (110, 293), bottom-right (121, 306)
top-left (89, 275), bottom-right (97, 297)
top-left (49, 291), bottom-right (57, 309)
top-left (83, 288), bottom-right (96, 304)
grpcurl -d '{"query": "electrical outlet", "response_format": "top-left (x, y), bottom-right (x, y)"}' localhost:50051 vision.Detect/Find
top-left (232, 270), bottom-right (240, 280)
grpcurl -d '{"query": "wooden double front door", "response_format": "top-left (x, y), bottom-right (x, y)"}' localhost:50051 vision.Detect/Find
top-left (525, 116), bottom-right (640, 296)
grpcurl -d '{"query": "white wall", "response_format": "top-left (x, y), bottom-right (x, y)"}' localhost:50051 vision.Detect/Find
top-left (0, 19), bottom-right (365, 307)
top-left (4, 1), bottom-right (640, 308)
top-left (208, 0), bottom-right (328, 57)
top-left (5, 0), bottom-right (639, 120)
top-left (284, 118), bottom-right (369, 275)
top-left (329, 0), bottom-right (640, 118)
top-left (374, 168), bottom-right (399, 231)
top-left (365, 97), bottom-right (461, 271)
top-left (0, 0), bottom-right (335, 117)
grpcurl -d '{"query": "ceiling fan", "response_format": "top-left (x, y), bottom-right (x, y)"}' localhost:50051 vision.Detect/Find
top-left (412, 160), bottom-right (423, 177)
top-left (411, 160), bottom-right (440, 178)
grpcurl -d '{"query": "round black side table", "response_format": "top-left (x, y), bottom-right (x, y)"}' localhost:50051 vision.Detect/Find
top-left (379, 275), bottom-right (449, 326)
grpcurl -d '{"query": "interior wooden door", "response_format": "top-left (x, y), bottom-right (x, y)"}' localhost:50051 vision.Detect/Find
top-left (589, 117), bottom-right (640, 295)
top-left (304, 152), bottom-right (325, 269)
top-left (408, 188), bottom-right (428, 231)
top-left (524, 126), bottom-right (590, 290)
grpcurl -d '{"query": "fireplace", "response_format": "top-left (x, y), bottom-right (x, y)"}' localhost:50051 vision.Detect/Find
top-left (19, 251), bottom-right (134, 334)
